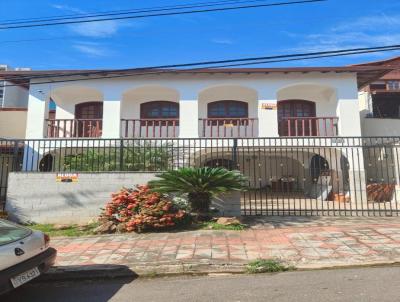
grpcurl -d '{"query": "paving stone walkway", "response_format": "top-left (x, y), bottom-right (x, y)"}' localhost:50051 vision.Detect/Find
top-left (51, 217), bottom-right (400, 270)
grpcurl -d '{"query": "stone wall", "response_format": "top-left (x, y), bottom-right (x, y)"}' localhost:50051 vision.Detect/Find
top-left (5, 172), bottom-right (241, 224)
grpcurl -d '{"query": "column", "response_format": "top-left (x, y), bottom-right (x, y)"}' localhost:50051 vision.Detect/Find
top-left (25, 87), bottom-right (49, 139)
top-left (344, 146), bottom-right (368, 208)
top-left (258, 90), bottom-right (279, 137)
top-left (336, 98), bottom-right (362, 136)
top-left (102, 90), bottom-right (121, 138)
top-left (23, 87), bottom-right (49, 171)
top-left (179, 99), bottom-right (199, 138)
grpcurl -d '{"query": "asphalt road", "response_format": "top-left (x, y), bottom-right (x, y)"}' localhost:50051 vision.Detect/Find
top-left (3, 266), bottom-right (400, 302)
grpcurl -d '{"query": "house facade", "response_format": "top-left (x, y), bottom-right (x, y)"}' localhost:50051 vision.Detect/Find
top-left (18, 67), bottom-right (384, 140)
top-left (2, 64), bottom-right (399, 222)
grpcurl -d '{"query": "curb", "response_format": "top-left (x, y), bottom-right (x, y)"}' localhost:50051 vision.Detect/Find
top-left (38, 261), bottom-right (400, 282)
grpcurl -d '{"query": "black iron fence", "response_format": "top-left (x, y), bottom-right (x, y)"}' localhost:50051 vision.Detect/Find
top-left (1, 137), bottom-right (400, 216)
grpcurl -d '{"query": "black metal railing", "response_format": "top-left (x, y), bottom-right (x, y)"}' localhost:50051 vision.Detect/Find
top-left (1, 136), bottom-right (400, 216)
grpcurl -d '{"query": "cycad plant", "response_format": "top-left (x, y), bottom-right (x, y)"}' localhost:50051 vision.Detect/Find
top-left (148, 167), bottom-right (247, 214)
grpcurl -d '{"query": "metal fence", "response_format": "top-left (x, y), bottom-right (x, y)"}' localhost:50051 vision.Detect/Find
top-left (1, 137), bottom-right (400, 216)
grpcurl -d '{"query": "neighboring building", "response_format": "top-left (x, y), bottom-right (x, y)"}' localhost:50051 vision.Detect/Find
top-left (0, 64), bottom-right (30, 138)
top-left (357, 57), bottom-right (400, 136)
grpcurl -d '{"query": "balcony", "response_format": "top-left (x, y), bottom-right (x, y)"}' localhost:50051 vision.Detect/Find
top-left (199, 118), bottom-right (258, 138)
top-left (121, 119), bottom-right (179, 138)
top-left (279, 117), bottom-right (338, 137)
top-left (46, 119), bottom-right (102, 138)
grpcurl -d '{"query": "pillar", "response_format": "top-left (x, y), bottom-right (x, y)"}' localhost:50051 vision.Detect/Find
top-left (258, 90), bottom-right (279, 137)
top-left (102, 90), bottom-right (121, 138)
top-left (179, 99), bottom-right (199, 138)
top-left (23, 87), bottom-right (50, 171)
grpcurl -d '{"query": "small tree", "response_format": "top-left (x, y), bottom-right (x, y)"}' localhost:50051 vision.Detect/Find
top-left (148, 167), bottom-right (247, 214)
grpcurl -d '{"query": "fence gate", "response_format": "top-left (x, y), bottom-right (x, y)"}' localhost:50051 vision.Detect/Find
top-left (235, 138), bottom-right (400, 217)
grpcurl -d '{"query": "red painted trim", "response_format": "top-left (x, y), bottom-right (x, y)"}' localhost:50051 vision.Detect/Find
top-left (0, 107), bottom-right (27, 111)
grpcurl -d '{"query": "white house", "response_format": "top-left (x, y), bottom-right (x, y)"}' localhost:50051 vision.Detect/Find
top-left (2, 65), bottom-right (399, 221)
top-left (4, 66), bottom-right (384, 140)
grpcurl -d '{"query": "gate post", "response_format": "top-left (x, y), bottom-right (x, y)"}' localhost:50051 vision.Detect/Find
top-left (231, 138), bottom-right (238, 169)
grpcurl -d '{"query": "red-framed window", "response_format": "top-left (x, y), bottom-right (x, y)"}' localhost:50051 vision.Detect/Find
top-left (75, 102), bottom-right (103, 119)
top-left (207, 100), bottom-right (248, 125)
top-left (140, 101), bottom-right (179, 126)
top-left (208, 100), bottom-right (248, 118)
top-left (278, 100), bottom-right (316, 136)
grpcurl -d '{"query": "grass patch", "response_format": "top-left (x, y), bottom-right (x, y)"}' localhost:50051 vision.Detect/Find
top-left (246, 259), bottom-right (295, 274)
top-left (28, 222), bottom-right (100, 237)
top-left (198, 221), bottom-right (247, 231)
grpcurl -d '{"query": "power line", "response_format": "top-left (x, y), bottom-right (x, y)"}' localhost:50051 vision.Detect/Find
top-left (2, 44), bottom-right (398, 83)
top-left (0, 0), bottom-right (325, 30)
top-left (0, 36), bottom-right (79, 45)
top-left (0, 44), bottom-right (397, 88)
top-left (0, 0), bottom-right (286, 26)
top-left (4, 44), bottom-right (400, 81)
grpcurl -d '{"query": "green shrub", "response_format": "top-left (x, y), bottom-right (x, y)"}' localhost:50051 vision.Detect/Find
top-left (62, 142), bottom-right (174, 172)
top-left (148, 167), bottom-right (247, 214)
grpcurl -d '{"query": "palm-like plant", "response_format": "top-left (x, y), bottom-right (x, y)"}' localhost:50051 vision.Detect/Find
top-left (148, 167), bottom-right (247, 214)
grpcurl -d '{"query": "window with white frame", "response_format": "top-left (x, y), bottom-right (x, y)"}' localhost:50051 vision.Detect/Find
top-left (387, 81), bottom-right (400, 90)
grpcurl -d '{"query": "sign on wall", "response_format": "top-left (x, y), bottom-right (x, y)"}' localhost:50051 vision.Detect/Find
top-left (261, 103), bottom-right (277, 110)
top-left (56, 173), bottom-right (79, 183)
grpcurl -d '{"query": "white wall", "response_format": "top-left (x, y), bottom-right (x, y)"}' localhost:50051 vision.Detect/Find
top-left (25, 72), bottom-right (360, 139)
top-left (362, 117), bottom-right (400, 136)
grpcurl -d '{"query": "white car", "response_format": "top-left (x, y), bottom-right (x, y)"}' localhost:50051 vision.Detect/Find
top-left (0, 219), bottom-right (56, 294)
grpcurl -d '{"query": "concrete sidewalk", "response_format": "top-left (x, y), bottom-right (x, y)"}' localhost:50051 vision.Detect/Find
top-left (49, 217), bottom-right (400, 276)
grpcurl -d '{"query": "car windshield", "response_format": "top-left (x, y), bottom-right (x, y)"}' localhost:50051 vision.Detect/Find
top-left (0, 220), bottom-right (31, 246)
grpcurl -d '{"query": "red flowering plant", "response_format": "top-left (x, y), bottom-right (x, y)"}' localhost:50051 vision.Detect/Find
top-left (102, 185), bottom-right (190, 233)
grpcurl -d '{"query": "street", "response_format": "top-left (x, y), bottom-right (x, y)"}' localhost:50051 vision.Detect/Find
top-left (3, 266), bottom-right (400, 302)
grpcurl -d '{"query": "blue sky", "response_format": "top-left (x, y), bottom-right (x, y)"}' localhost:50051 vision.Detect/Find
top-left (1, 0), bottom-right (400, 70)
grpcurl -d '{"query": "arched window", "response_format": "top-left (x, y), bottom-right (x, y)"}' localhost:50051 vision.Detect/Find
top-left (140, 101), bottom-right (179, 119)
top-left (74, 102), bottom-right (103, 137)
top-left (75, 102), bottom-right (103, 119)
top-left (208, 100), bottom-right (248, 118)
top-left (278, 100), bottom-right (316, 136)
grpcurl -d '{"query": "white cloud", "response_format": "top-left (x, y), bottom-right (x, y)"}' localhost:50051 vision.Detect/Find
top-left (72, 42), bottom-right (110, 57)
top-left (51, 4), bottom-right (85, 14)
top-left (331, 14), bottom-right (400, 32)
top-left (285, 13), bottom-right (400, 60)
top-left (212, 38), bottom-right (234, 45)
top-left (69, 21), bottom-right (120, 38)
top-left (51, 4), bottom-right (139, 38)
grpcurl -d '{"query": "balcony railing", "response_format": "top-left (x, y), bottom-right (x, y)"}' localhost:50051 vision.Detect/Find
top-left (121, 119), bottom-right (179, 138)
top-left (46, 119), bottom-right (102, 138)
top-left (199, 118), bottom-right (258, 138)
top-left (279, 117), bottom-right (338, 137)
